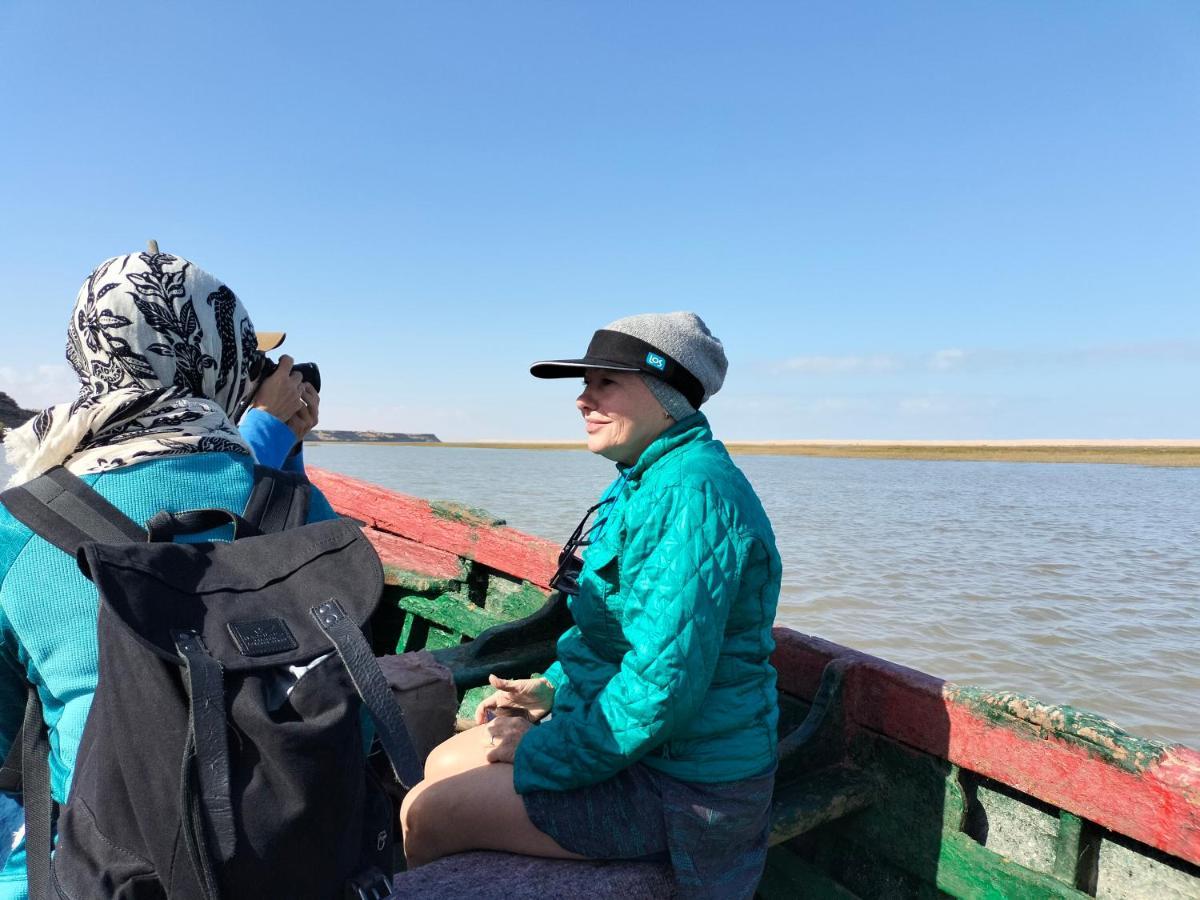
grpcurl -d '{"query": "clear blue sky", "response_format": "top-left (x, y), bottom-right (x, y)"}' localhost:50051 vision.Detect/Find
top-left (1, 2), bottom-right (1196, 439)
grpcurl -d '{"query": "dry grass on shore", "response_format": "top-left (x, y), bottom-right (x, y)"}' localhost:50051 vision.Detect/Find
top-left (316, 440), bottom-right (1200, 467)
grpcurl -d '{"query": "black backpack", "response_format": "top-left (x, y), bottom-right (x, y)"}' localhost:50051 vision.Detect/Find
top-left (0, 465), bottom-right (421, 900)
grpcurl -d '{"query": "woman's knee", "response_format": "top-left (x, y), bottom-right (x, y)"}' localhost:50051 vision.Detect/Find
top-left (423, 726), bottom-right (489, 782)
top-left (399, 780), bottom-right (444, 867)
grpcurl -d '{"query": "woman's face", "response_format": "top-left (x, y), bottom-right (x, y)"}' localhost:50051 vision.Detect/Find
top-left (576, 369), bottom-right (670, 466)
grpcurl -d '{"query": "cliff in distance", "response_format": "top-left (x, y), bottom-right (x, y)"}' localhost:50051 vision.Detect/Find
top-left (0, 396), bottom-right (439, 445)
top-left (0, 392), bottom-right (35, 436)
top-left (308, 430), bottom-right (440, 443)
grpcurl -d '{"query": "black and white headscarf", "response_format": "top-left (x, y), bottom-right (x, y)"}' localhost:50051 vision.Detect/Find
top-left (5, 252), bottom-right (259, 488)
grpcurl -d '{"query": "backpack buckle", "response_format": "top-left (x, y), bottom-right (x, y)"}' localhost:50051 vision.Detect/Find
top-left (171, 629), bottom-right (208, 657)
top-left (313, 599), bottom-right (348, 627)
top-left (345, 866), bottom-right (393, 900)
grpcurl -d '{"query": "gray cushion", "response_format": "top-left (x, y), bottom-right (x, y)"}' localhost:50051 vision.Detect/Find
top-left (392, 850), bottom-right (675, 899)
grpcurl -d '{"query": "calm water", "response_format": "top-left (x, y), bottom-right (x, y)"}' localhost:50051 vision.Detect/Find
top-left (4, 448), bottom-right (1198, 746)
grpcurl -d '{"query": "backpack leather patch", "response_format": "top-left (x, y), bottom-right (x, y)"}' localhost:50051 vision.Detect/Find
top-left (228, 618), bottom-right (298, 657)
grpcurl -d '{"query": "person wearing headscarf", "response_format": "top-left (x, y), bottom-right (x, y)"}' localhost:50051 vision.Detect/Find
top-left (401, 313), bottom-right (781, 899)
top-left (0, 250), bottom-right (335, 898)
top-left (3, 253), bottom-right (319, 489)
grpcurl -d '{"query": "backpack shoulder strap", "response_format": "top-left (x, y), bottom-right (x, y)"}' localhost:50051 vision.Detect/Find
top-left (0, 467), bottom-right (145, 554)
top-left (242, 466), bottom-right (312, 534)
top-left (18, 687), bottom-right (52, 900)
top-left (0, 723), bottom-right (24, 793)
top-left (0, 691), bottom-right (53, 900)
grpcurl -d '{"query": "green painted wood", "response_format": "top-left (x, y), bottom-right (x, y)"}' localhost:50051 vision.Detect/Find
top-left (763, 728), bottom-right (1107, 899)
top-left (396, 611), bottom-right (415, 654)
top-left (380, 563), bottom-right (461, 596)
top-left (1051, 812), bottom-right (1085, 886)
top-left (482, 580), bottom-right (549, 621)
top-left (394, 591), bottom-right (508, 640)
top-left (936, 831), bottom-right (1090, 899)
top-left (459, 685), bottom-right (491, 722)
top-left (422, 623), bottom-right (463, 651)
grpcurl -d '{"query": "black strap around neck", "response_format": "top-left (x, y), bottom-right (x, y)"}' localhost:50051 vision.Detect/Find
top-left (0, 466), bottom-right (146, 555)
top-left (242, 466), bottom-right (311, 534)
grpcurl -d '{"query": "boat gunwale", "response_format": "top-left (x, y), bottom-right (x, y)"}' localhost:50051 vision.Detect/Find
top-left (771, 628), bottom-right (1200, 868)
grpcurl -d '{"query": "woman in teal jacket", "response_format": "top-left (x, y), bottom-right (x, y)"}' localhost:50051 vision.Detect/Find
top-left (402, 313), bottom-right (781, 898)
top-left (0, 249), bottom-right (332, 899)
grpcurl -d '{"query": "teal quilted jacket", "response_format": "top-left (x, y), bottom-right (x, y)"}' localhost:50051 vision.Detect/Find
top-left (513, 413), bottom-right (781, 793)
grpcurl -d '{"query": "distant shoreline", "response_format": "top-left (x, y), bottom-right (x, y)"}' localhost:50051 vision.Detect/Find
top-left (308, 439), bottom-right (1200, 467)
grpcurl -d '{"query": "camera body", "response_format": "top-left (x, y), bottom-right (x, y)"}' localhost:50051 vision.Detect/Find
top-left (258, 358), bottom-right (322, 393)
top-left (233, 357), bottom-right (323, 424)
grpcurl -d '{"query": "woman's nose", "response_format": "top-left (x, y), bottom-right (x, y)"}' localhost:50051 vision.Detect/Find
top-left (576, 389), bottom-right (593, 412)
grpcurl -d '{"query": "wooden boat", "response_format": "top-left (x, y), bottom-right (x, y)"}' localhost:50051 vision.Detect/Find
top-left (310, 468), bottom-right (1200, 899)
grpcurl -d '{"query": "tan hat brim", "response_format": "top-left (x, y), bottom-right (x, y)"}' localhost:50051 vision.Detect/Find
top-left (256, 331), bottom-right (287, 352)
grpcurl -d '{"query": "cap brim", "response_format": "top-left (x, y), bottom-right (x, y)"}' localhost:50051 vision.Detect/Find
top-left (256, 331), bottom-right (287, 352)
top-left (530, 358), bottom-right (644, 379)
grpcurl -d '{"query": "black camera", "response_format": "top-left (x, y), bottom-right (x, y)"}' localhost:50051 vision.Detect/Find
top-left (234, 356), bottom-right (323, 425)
top-left (257, 357), bottom-right (322, 393)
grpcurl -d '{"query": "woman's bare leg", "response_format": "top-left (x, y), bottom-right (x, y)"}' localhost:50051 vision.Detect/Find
top-left (422, 723), bottom-right (494, 781)
top-left (401, 725), bottom-right (585, 867)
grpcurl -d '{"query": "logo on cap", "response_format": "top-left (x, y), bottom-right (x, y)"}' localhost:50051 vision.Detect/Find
top-left (645, 352), bottom-right (666, 371)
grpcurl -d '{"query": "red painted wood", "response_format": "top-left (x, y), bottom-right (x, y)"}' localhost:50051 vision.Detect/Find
top-left (363, 529), bottom-right (463, 582)
top-left (771, 628), bottom-right (1200, 867)
top-left (309, 468), bottom-right (561, 589)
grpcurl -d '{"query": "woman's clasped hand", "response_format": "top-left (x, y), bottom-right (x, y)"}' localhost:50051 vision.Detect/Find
top-left (475, 674), bottom-right (556, 763)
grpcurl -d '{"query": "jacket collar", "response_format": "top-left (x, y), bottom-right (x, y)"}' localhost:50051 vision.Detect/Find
top-left (619, 412), bottom-right (711, 481)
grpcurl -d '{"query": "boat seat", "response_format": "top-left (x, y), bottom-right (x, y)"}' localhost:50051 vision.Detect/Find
top-left (768, 657), bottom-right (886, 845)
top-left (768, 762), bottom-right (880, 845)
top-left (387, 763), bottom-right (875, 899)
top-left (390, 850), bottom-right (675, 899)
top-left (386, 764), bottom-right (877, 900)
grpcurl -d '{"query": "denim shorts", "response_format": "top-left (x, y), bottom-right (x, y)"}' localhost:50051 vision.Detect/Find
top-left (523, 763), bottom-right (775, 899)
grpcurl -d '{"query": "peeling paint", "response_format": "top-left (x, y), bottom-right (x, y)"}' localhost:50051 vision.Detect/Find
top-left (429, 500), bottom-right (505, 527)
top-left (947, 685), bottom-right (1171, 774)
top-left (381, 565), bottom-right (461, 595)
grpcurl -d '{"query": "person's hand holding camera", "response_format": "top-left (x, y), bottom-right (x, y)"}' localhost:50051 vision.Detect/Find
top-left (285, 381), bottom-right (320, 441)
top-left (252, 354), bottom-right (305, 419)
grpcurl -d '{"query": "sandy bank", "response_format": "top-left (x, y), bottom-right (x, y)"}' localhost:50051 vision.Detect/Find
top-left (311, 439), bottom-right (1200, 466)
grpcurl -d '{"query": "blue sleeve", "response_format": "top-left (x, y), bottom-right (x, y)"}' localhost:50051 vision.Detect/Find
top-left (239, 408), bottom-right (298, 470)
top-left (307, 486), bottom-right (337, 523)
top-left (282, 448), bottom-right (306, 475)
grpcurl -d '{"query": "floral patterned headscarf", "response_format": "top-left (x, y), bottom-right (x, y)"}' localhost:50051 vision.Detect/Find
top-left (4, 251), bottom-right (259, 487)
